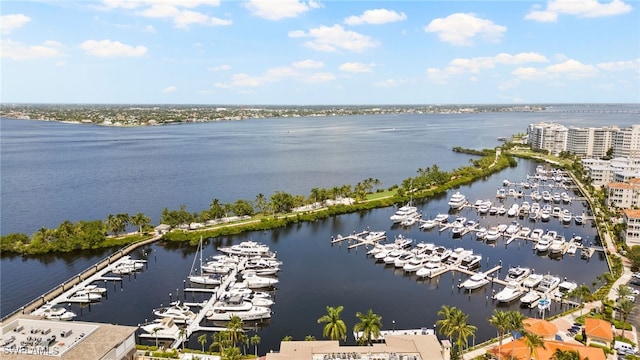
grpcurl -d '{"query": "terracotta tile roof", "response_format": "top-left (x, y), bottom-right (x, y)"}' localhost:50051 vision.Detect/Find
top-left (585, 318), bottom-right (613, 341)
top-left (490, 338), bottom-right (606, 360)
top-left (608, 182), bottom-right (637, 189)
top-left (623, 209), bottom-right (640, 218)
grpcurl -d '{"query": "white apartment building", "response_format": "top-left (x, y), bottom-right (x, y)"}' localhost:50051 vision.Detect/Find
top-left (527, 122), bottom-right (567, 155)
top-left (607, 178), bottom-right (640, 208)
top-left (567, 126), bottom-right (619, 158)
top-left (613, 125), bottom-right (640, 158)
top-left (582, 157), bottom-right (640, 187)
top-left (622, 209), bottom-right (640, 247)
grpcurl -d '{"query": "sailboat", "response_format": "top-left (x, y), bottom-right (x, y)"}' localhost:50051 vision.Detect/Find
top-left (188, 237), bottom-right (221, 286)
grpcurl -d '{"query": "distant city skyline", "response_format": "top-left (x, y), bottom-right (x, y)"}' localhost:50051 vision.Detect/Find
top-left (1, 0), bottom-right (639, 104)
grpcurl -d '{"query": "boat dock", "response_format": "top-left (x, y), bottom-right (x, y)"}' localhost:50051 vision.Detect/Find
top-left (457, 265), bottom-right (504, 287)
top-left (330, 230), bottom-right (387, 249)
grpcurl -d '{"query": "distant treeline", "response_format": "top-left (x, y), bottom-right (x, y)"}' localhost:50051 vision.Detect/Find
top-left (0, 147), bottom-right (517, 255)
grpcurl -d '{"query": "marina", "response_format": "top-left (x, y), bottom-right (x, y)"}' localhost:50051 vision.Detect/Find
top-left (3, 109), bottom-right (628, 352)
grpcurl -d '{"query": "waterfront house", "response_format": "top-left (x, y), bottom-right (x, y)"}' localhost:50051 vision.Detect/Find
top-left (264, 334), bottom-right (451, 360)
top-left (154, 224), bottom-right (171, 236)
top-left (584, 318), bottom-right (613, 348)
top-left (622, 209), bottom-right (640, 247)
top-left (490, 338), bottom-right (605, 360)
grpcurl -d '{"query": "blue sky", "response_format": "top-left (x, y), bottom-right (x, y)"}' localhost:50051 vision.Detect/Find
top-left (1, 0), bottom-right (639, 104)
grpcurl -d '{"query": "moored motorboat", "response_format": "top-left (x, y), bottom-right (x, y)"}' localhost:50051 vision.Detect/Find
top-left (460, 273), bottom-right (489, 290)
top-left (153, 301), bottom-right (197, 324)
top-left (494, 281), bottom-right (524, 303)
top-left (505, 266), bottom-right (531, 282)
top-left (448, 192), bottom-right (467, 210)
top-left (39, 304), bottom-right (76, 321)
top-left (390, 203), bottom-right (419, 223)
top-left (522, 273), bottom-right (544, 288)
top-left (520, 291), bottom-right (541, 307)
top-left (459, 254), bottom-right (482, 270)
top-left (536, 274), bottom-right (561, 294)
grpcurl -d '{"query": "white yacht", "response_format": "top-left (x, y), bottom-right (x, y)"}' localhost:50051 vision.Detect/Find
top-left (561, 210), bottom-right (572, 224)
top-left (507, 203), bottom-right (519, 217)
top-left (153, 301), bottom-right (197, 324)
top-left (505, 266), bottom-right (531, 282)
top-left (403, 254), bottom-right (431, 273)
top-left (494, 281), bottom-right (524, 303)
top-left (383, 249), bottom-right (408, 265)
top-left (522, 273), bottom-right (544, 288)
top-left (394, 252), bottom-right (417, 268)
top-left (219, 240), bottom-right (272, 257)
top-left (505, 221), bottom-right (521, 235)
top-left (415, 258), bottom-right (447, 278)
top-left (39, 304), bottom-right (76, 321)
top-left (459, 254), bottom-right (482, 270)
top-left (390, 203), bottom-right (419, 223)
top-left (520, 291), bottom-right (541, 307)
top-left (420, 219), bottom-right (438, 230)
top-left (530, 228), bottom-right (544, 241)
top-left (485, 228), bottom-right (501, 242)
top-left (189, 273), bottom-right (221, 286)
top-left (434, 213), bottom-right (449, 223)
top-left (141, 317), bottom-right (181, 339)
top-left (549, 235), bottom-right (566, 255)
top-left (448, 192), bottom-right (467, 210)
top-left (461, 273), bottom-right (489, 290)
top-left (242, 273), bottom-right (279, 288)
top-left (555, 281), bottom-right (578, 298)
top-left (536, 274), bottom-right (561, 294)
top-left (207, 305), bottom-right (272, 321)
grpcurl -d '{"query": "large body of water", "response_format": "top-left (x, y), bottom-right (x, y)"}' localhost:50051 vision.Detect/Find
top-left (1, 105), bottom-right (638, 354)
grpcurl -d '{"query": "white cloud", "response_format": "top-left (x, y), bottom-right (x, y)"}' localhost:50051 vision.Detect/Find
top-left (1, 14), bottom-right (31, 34)
top-left (512, 59), bottom-right (598, 81)
top-left (305, 72), bottom-right (336, 83)
top-left (597, 59), bottom-right (640, 71)
top-left (139, 4), bottom-right (231, 28)
top-left (102, 0), bottom-right (222, 10)
top-left (344, 9), bottom-right (407, 25)
top-left (424, 13), bottom-right (506, 46)
top-left (547, 59), bottom-right (597, 78)
top-left (525, 0), bottom-right (633, 22)
top-left (214, 60), bottom-right (333, 88)
top-left (0, 39), bottom-right (66, 60)
top-left (244, 0), bottom-right (318, 20)
top-left (162, 86), bottom-right (177, 93)
top-left (292, 59), bottom-right (324, 69)
top-left (426, 68), bottom-right (449, 84)
top-left (339, 62), bottom-right (375, 73)
top-left (101, 0), bottom-right (229, 28)
top-left (524, 10), bottom-right (558, 22)
top-left (79, 39), bottom-right (147, 57)
top-left (372, 78), bottom-right (407, 87)
top-left (446, 52), bottom-right (549, 73)
top-left (209, 64), bottom-right (232, 71)
top-left (288, 25), bottom-right (378, 52)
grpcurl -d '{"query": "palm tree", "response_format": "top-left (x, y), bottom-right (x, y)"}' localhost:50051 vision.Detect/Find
top-left (618, 298), bottom-right (634, 337)
top-left (282, 335), bottom-right (293, 341)
top-left (488, 309), bottom-right (511, 360)
top-left (353, 309), bottom-right (382, 345)
top-left (436, 305), bottom-right (460, 343)
top-left (304, 335), bottom-right (316, 341)
top-left (254, 193), bottom-right (267, 214)
top-left (131, 212), bottom-right (150, 234)
top-left (568, 285), bottom-right (592, 315)
top-left (105, 214), bottom-right (122, 236)
top-left (507, 311), bottom-right (526, 354)
top-left (151, 327), bottom-right (161, 349)
top-left (523, 331), bottom-right (546, 360)
top-left (436, 305), bottom-right (477, 356)
top-left (198, 333), bottom-right (208, 352)
top-left (551, 348), bottom-right (581, 360)
top-left (250, 333), bottom-right (260, 357)
top-left (221, 346), bottom-right (242, 360)
top-left (210, 331), bottom-right (228, 354)
top-left (226, 315), bottom-right (244, 348)
top-left (317, 305), bottom-right (347, 341)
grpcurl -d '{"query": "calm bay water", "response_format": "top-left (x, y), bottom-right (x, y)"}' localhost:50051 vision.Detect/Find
top-left (1, 105), bottom-right (638, 353)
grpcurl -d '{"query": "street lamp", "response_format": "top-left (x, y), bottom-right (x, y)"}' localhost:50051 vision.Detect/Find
top-left (392, 320), bottom-right (395, 331)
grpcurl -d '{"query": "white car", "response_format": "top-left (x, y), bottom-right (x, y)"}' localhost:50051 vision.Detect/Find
top-left (624, 295), bottom-right (636, 303)
top-left (626, 286), bottom-right (640, 295)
